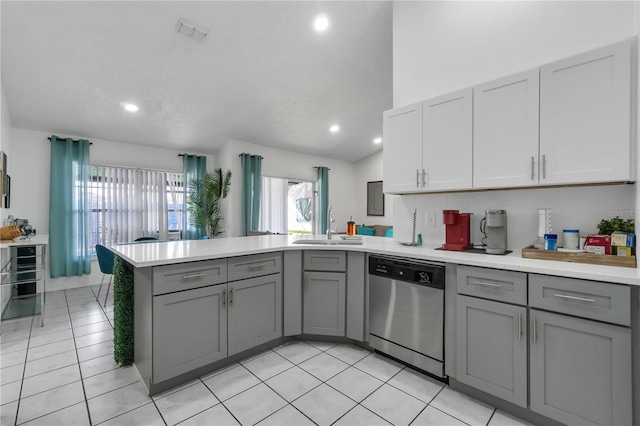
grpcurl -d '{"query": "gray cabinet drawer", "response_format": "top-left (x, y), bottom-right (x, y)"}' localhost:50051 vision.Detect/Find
top-left (457, 265), bottom-right (527, 305)
top-left (303, 250), bottom-right (346, 272)
top-left (153, 259), bottom-right (227, 296)
top-left (228, 252), bottom-right (282, 282)
top-left (529, 274), bottom-right (630, 326)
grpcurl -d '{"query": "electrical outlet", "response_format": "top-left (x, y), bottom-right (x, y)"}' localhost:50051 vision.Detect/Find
top-left (427, 211), bottom-right (436, 228)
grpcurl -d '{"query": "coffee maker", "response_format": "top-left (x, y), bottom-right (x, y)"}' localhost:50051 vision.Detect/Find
top-left (442, 210), bottom-right (473, 251)
top-left (484, 210), bottom-right (508, 254)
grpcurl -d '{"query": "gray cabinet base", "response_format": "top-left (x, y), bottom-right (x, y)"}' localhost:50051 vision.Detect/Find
top-left (449, 378), bottom-right (565, 426)
top-left (137, 336), bottom-right (290, 396)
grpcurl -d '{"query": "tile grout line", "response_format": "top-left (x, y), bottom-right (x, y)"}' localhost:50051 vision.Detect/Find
top-left (229, 347), bottom-right (320, 425)
top-left (10, 316), bottom-right (33, 426)
top-left (199, 377), bottom-right (245, 426)
top-left (485, 407), bottom-right (498, 426)
top-left (64, 289), bottom-right (94, 426)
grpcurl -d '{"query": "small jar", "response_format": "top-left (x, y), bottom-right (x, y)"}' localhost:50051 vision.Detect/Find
top-left (563, 229), bottom-right (580, 250)
top-left (544, 233), bottom-right (557, 251)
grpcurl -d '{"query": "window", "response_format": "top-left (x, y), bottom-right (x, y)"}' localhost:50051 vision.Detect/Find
top-left (259, 177), bottom-right (313, 235)
top-left (88, 166), bottom-right (183, 248)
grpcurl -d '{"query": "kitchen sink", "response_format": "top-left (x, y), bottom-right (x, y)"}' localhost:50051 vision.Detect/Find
top-left (292, 239), bottom-right (363, 245)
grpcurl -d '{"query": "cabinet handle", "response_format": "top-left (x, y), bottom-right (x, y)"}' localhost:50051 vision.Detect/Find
top-left (553, 293), bottom-right (595, 303)
top-left (422, 169), bottom-right (427, 188)
top-left (542, 154), bottom-right (547, 179)
top-left (532, 316), bottom-right (537, 345)
top-left (531, 156), bottom-right (535, 180)
top-left (222, 289), bottom-right (226, 307)
top-left (182, 272), bottom-right (206, 279)
top-left (473, 280), bottom-right (502, 288)
top-left (247, 263), bottom-right (264, 271)
top-left (416, 169), bottom-right (420, 188)
top-left (518, 313), bottom-right (522, 341)
top-left (229, 288), bottom-right (234, 306)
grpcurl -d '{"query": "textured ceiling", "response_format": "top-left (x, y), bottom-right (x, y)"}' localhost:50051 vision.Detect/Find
top-left (1, 1), bottom-right (392, 162)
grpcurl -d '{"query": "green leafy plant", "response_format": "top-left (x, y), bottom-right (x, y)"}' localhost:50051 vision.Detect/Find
top-left (113, 255), bottom-right (134, 366)
top-left (597, 216), bottom-right (635, 235)
top-left (187, 168), bottom-right (232, 238)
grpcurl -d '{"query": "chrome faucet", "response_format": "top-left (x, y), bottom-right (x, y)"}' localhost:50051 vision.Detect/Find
top-left (327, 205), bottom-right (336, 239)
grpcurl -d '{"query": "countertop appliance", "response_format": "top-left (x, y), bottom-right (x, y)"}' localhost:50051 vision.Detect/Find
top-left (368, 255), bottom-right (446, 378)
top-left (442, 210), bottom-right (472, 251)
top-left (484, 209), bottom-right (508, 254)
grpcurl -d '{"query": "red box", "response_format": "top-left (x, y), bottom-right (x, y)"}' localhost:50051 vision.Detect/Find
top-left (585, 235), bottom-right (612, 255)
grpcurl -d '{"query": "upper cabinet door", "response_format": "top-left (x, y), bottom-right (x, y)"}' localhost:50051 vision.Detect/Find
top-left (383, 102), bottom-right (424, 194)
top-left (540, 40), bottom-right (632, 185)
top-left (423, 88), bottom-right (473, 191)
top-left (474, 70), bottom-right (540, 189)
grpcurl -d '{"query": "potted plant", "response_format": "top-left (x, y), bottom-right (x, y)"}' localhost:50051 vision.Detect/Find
top-left (597, 216), bottom-right (635, 235)
top-left (187, 168), bottom-right (232, 238)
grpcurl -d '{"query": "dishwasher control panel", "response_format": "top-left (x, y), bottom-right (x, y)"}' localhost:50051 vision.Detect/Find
top-left (369, 256), bottom-right (445, 289)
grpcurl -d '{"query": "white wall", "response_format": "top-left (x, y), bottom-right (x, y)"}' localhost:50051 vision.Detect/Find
top-left (392, 1), bottom-right (639, 251)
top-left (1, 82), bottom-right (14, 311)
top-left (353, 150), bottom-right (394, 227)
top-left (393, 184), bottom-right (636, 251)
top-left (394, 1), bottom-right (637, 106)
top-left (8, 127), bottom-right (214, 292)
top-left (218, 139), bottom-right (356, 237)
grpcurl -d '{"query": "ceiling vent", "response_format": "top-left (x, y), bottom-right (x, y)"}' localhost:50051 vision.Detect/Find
top-left (177, 19), bottom-right (207, 41)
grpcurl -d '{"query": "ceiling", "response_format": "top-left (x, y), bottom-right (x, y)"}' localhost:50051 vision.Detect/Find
top-left (1, 1), bottom-right (392, 163)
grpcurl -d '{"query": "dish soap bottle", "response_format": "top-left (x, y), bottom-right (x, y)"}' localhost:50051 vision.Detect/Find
top-left (347, 216), bottom-right (356, 236)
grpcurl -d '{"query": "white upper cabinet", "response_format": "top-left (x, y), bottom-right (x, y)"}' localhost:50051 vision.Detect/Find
top-left (473, 70), bottom-right (540, 189)
top-left (423, 88), bottom-right (473, 191)
top-left (383, 102), bottom-right (423, 194)
top-left (540, 40), bottom-right (633, 185)
top-left (383, 39), bottom-right (634, 193)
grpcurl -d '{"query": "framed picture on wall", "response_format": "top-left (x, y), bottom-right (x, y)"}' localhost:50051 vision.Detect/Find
top-left (0, 151), bottom-right (5, 196)
top-left (367, 180), bottom-right (384, 216)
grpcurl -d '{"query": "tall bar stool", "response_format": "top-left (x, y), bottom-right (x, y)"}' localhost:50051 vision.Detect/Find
top-left (95, 244), bottom-right (114, 308)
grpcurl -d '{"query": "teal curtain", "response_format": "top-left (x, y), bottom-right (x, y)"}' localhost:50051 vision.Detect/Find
top-left (240, 154), bottom-right (262, 236)
top-left (317, 166), bottom-right (329, 234)
top-left (182, 154), bottom-right (207, 240)
top-left (49, 135), bottom-right (91, 278)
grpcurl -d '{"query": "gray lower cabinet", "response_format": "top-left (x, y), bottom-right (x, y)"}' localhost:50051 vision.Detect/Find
top-left (303, 271), bottom-right (346, 336)
top-left (228, 274), bottom-right (282, 356)
top-left (152, 284), bottom-right (228, 382)
top-left (456, 295), bottom-right (527, 407)
top-left (529, 308), bottom-right (632, 426)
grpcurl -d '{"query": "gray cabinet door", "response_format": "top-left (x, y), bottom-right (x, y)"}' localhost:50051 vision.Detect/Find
top-left (228, 274), bottom-right (283, 356)
top-left (153, 285), bottom-right (227, 382)
top-left (456, 295), bottom-right (527, 407)
top-left (530, 309), bottom-right (632, 426)
top-left (283, 250), bottom-right (303, 336)
top-left (303, 271), bottom-right (346, 336)
top-left (346, 252), bottom-right (365, 341)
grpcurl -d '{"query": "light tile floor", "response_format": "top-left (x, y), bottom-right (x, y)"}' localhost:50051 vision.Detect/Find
top-left (0, 287), bottom-right (535, 426)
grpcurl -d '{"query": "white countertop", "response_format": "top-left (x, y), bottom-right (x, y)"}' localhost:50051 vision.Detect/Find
top-left (110, 234), bottom-right (640, 286)
top-left (0, 234), bottom-right (49, 249)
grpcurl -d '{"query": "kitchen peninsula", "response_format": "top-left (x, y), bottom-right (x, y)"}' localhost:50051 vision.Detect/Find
top-left (111, 235), bottom-right (639, 426)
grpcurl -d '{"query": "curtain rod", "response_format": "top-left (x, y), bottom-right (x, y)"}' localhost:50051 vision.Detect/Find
top-left (48, 137), bottom-right (92, 145)
top-left (313, 166), bottom-right (331, 170)
top-left (239, 153), bottom-right (264, 159)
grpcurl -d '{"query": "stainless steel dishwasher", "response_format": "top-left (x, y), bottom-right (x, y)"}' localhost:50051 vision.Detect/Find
top-left (368, 255), bottom-right (446, 378)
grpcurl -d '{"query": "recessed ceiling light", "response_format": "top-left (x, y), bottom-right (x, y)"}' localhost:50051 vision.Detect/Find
top-left (314, 14), bottom-right (329, 32)
top-left (329, 124), bottom-right (340, 133)
top-left (374, 137), bottom-right (382, 144)
top-left (122, 103), bottom-right (139, 112)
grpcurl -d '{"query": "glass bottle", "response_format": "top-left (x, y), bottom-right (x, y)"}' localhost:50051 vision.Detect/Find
top-left (347, 216), bottom-right (356, 236)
